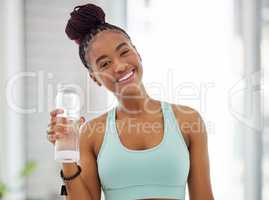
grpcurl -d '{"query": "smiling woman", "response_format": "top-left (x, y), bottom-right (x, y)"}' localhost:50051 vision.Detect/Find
top-left (88, 33), bottom-right (143, 97)
top-left (46, 3), bottom-right (214, 200)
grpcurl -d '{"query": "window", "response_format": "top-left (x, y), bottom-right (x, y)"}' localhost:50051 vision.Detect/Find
top-left (126, 0), bottom-right (265, 199)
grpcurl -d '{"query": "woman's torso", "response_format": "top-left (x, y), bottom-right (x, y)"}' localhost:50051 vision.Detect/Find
top-left (89, 101), bottom-right (190, 200)
top-left (92, 103), bottom-right (190, 157)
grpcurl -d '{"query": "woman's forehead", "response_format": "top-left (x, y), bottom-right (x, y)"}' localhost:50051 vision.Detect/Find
top-left (89, 31), bottom-right (130, 55)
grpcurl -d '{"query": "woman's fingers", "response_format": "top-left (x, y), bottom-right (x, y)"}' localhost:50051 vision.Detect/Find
top-left (46, 125), bottom-right (54, 135)
top-left (50, 108), bottom-right (64, 117)
top-left (50, 109), bottom-right (64, 123)
top-left (47, 109), bottom-right (66, 144)
top-left (47, 134), bottom-right (56, 144)
top-left (79, 116), bottom-right (86, 125)
top-left (49, 117), bottom-right (69, 128)
top-left (46, 125), bottom-right (56, 144)
top-left (79, 117), bottom-right (89, 135)
top-left (47, 117), bottom-right (70, 133)
top-left (55, 123), bottom-right (72, 134)
top-left (47, 110), bottom-right (86, 144)
top-left (47, 124), bottom-right (68, 143)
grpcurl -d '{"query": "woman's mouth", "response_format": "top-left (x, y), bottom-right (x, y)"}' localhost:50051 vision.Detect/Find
top-left (116, 68), bottom-right (136, 85)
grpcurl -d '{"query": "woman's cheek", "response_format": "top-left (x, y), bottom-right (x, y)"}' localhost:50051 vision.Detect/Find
top-left (100, 73), bottom-right (117, 90)
top-left (98, 70), bottom-right (113, 83)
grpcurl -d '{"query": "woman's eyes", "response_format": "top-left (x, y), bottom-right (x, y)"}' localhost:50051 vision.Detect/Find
top-left (99, 50), bottom-right (130, 69)
top-left (100, 61), bottom-right (110, 69)
top-left (120, 49), bottom-right (129, 56)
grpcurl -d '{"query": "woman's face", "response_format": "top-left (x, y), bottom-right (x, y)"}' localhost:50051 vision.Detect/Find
top-left (87, 30), bottom-right (143, 96)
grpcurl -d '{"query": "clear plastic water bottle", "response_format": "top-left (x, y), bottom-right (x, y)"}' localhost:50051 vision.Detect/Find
top-left (54, 84), bottom-right (81, 163)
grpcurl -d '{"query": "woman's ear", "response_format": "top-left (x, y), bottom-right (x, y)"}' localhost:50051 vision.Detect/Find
top-left (89, 72), bottom-right (102, 87)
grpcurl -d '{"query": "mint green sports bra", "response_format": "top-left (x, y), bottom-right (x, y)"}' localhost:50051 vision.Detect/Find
top-left (97, 101), bottom-right (190, 200)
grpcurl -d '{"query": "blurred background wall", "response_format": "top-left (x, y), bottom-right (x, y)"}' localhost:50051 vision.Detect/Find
top-left (0, 0), bottom-right (268, 200)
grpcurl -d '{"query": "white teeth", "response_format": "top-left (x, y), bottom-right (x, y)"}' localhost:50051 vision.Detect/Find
top-left (118, 70), bottom-right (134, 82)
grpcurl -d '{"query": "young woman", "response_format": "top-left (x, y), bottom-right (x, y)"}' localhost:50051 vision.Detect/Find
top-left (46, 3), bottom-right (214, 200)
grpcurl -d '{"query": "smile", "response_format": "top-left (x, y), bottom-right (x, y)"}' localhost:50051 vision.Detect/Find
top-left (116, 68), bottom-right (136, 85)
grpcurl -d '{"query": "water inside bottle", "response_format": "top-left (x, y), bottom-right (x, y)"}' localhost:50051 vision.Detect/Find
top-left (55, 85), bottom-right (81, 163)
top-left (55, 118), bottom-right (80, 163)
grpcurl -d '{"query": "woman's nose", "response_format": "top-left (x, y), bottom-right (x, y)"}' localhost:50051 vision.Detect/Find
top-left (114, 62), bottom-right (127, 73)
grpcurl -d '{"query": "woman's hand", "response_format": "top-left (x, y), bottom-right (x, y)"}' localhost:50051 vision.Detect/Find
top-left (47, 108), bottom-right (86, 145)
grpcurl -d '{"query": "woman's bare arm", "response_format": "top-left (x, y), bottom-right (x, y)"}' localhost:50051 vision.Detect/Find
top-left (184, 108), bottom-right (214, 200)
top-left (48, 109), bottom-right (101, 200)
top-left (173, 105), bottom-right (214, 200)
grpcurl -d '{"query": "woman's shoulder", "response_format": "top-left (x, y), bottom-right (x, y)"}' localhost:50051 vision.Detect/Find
top-left (170, 103), bottom-right (206, 146)
top-left (170, 103), bottom-right (202, 122)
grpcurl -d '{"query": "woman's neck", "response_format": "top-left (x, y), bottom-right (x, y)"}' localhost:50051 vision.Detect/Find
top-left (114, 84), bottom-right (160, 118)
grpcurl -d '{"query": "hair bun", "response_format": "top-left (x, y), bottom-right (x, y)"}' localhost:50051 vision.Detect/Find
top-left (65, 3), bottom-right (105, 44)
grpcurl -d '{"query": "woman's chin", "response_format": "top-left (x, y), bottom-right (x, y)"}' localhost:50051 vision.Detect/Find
top-left (114, 83), bottom-right (142, 97)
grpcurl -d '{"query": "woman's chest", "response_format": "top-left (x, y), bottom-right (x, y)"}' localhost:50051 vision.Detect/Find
top-left (93, 114), bottom-right (189, 157)
top-left (115, 116), bottom-right (165, 150)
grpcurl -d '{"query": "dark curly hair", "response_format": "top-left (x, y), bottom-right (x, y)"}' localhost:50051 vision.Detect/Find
top-left (65, 3), bottom-right (131, 72)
